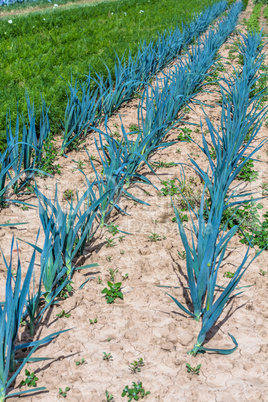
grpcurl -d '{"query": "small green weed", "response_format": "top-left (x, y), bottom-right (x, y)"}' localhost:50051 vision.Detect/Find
top-left (261, 183), bottom-right (268, 196)
top-left (143, 190), bottom-right (152, 196)
top-left (89, 318), bottom-right (98, 324)
top-left (106, 223), bottom-right (120, 236)
top-left (178, 251), bottom-right (186, 260)
top-left (172, 211), bottom-right (188, 223)
top-left (177, 127), bottom-right (192, 142)
top-left (209, 147), bottom-right (216, 160)
top-left (106, 238), bottom-right (117, 248)
top-left (151, 161), bottom-right (176, 168)
top-left (20, 370), bottom-right (39, 387)
top-left (108, 268), bottom-right (118, 282)
top-left (56, 310), bottom-right (71, 319)
top-left (128, 358), bottom-right (145, 374)
top-left (122, 382), bottom-right (150, 401)
top-left (129, 124), bottom-right (139, 131)
top-left (63, 189), bottom-right (74, 201)
top-left (223, 271), bottom-right (234, 278)
top-left (37, 136), bottom-right (61, 176)
top-left (103, 352), bottom-right (113, 361)
top-left (104, 390), bottom-right (114, 401)
top-left (73, 159), bottom-right (86, 170)
top-left (220, 202), bottom-right (268, 248)
top-left (238, 159), bottom-right (258, 182)
top-left (20, 319), bottom-right (27, 327)
top-left (59, 387), bottom-right (70, 398)
top-left (186, 363), bottom-right (201, 375)
top-left (101, 282), bottom-right (123, 304)
top-left (76, 358), bottom-right (86, 366)
top-left (59, 280), bottom-right (73, 299)
top-left (148, 232), bottom-right (165, 242)
top-left (160, 179), bottom-right (178, 196)
top-left (259, 269), bottom-right (267, 276)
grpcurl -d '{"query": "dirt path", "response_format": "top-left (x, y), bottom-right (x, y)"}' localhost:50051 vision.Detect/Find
top-left (0, 0), bottom-right (116, 18)
top-left (1, 1), bottom-right (268, 401)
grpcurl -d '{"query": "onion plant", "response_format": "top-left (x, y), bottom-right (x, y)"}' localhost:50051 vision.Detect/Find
top-left (98, 57), bottom-right (142, 117)
top-left (84, 147), bottom-right (126, 227)
top-left (168, 30), bottom-right (267, 355)
top-left (35, 184), bottom-right (102, 275)
top-left (61, 74), bottom-right (100, 153)
top-left (2, 95), bottom-right (50, 199)
top-left (1, 238), bottom-right (36, 373)
top-left (0, 148), bottom-right (20, 207)
top-left (23, 221), bottom-right (68, 310)
top-left (87, 121), bottom-right (162, 220)
top-left (0, 238), bottom-right (69, 401)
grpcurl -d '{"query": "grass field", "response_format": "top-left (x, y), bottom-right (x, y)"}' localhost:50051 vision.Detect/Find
top-left (0, 0), bottom-right (218, 151)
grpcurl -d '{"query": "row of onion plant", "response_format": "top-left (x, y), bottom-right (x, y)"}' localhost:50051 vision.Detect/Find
top-left (60, 0), bottom-right (229, 152)
top-left (168, 30), bottom-right (268, 355)
top-left (85, 0), bottom-right (243, 225)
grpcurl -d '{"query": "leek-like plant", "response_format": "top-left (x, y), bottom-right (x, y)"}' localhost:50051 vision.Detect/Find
top-left (169, 29), bottom-right (267, 355)
top-left (4, 95), bottom-right (50, 195)
top-left (84, 149), bottom-right (125, 227)
top-left (35, 184), bottom-right (101, 275)
top-left (61, 74), bottom-right (100, 153)
top-left (0, 238), bottom-right (70, 401)
top-left (1, 238), bottom-right (36, 373)
top-left (89, 121), bottom-right (160, 212)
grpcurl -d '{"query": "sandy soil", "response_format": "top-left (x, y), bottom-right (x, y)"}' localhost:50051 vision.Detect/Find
top-left (0, 1), bottom-right (268, 401)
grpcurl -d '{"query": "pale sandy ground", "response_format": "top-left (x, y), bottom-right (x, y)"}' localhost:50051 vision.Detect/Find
top-left (0, 0), bottom-right (116, 18)
top-left (0, 1), bottom-right (268, 401)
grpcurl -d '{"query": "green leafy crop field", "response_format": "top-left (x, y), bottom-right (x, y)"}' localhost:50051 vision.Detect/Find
top-left (0, 0), bottom-right (218, 151)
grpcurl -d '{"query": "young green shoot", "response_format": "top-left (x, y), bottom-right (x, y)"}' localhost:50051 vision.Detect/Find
top-left (103, 352), bottom-right (113, 361)
top-left (106, 238), bottom-right (117, 248)
top-left (89, 318), bottom-right (98, 324)
top-left (223, 271), bottom-right (235, 278)
top-left (101, 282), bottom-right (123, 304)
top-left (56, 310), bottom-right (71, 319)
top-left (128, 358), bottom-right (145, 374)
top-left (76, 359), bottom-right (86, 366)
top-left (59, 387), bottom-right (70, 398)
top-left (20, 370), bottom-right (39, 387)
top-left (108, 268), bottom-right (118, 281)
top-left (122, 382), bottom-right (150, 401)
top-left (186, 363), bottom-right (201, 375)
